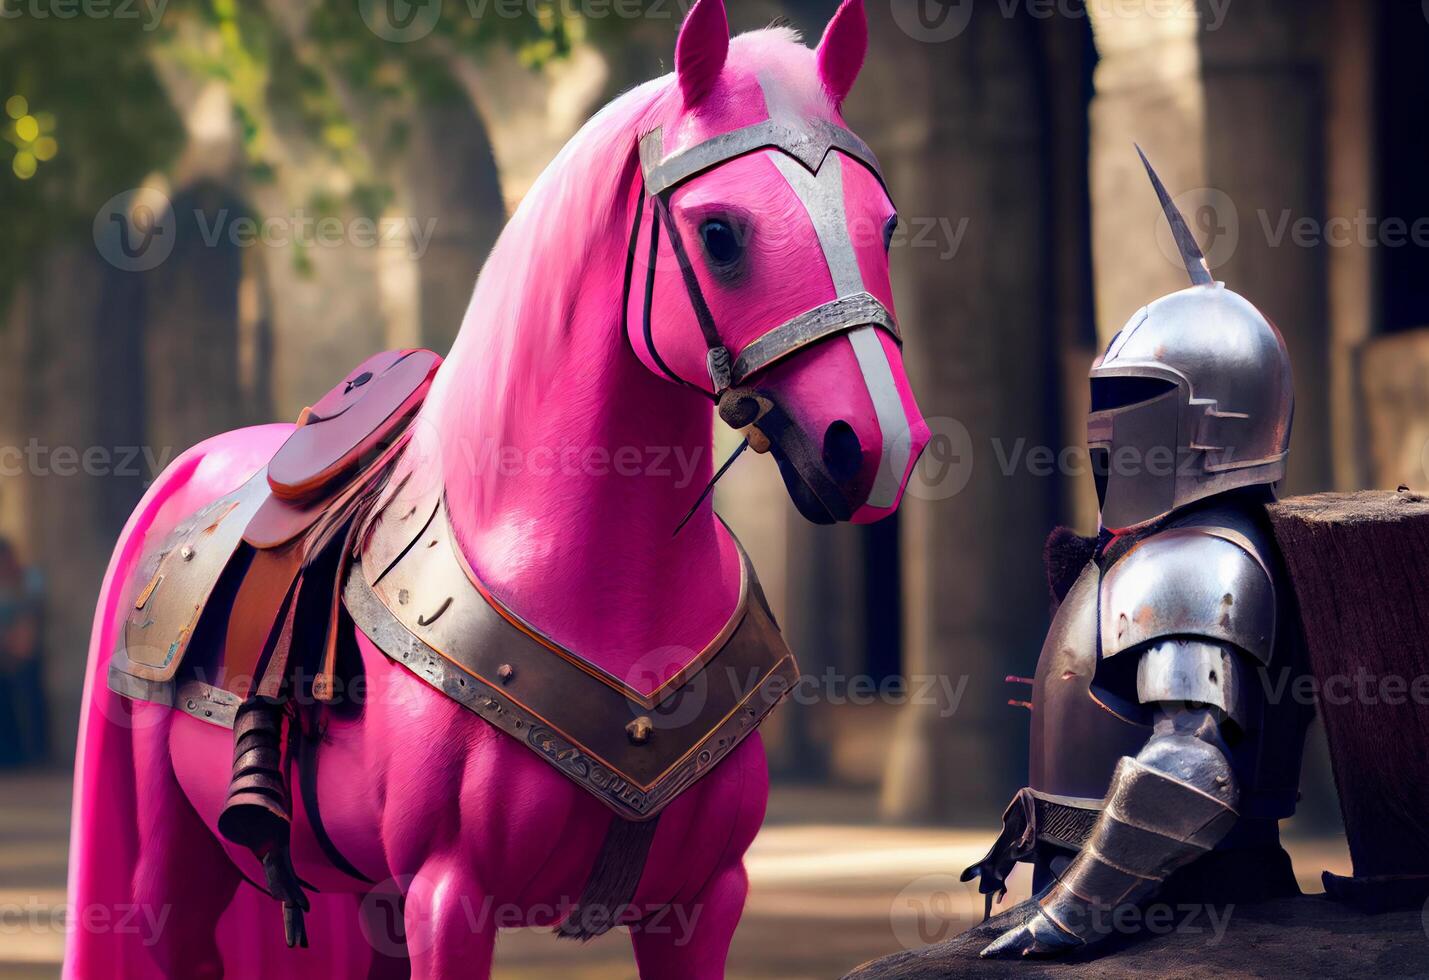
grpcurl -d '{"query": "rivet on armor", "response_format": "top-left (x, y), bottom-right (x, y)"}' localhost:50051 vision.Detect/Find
top-left (626, 716), bottom-right (654, 745)
top-left (498, 663), bottom-right (515, 683)
top-left (180, 544), bottom-right (195, 561)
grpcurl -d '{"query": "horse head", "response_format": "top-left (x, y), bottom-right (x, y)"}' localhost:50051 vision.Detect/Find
top-left (625, 0), bottom-right (929, 524)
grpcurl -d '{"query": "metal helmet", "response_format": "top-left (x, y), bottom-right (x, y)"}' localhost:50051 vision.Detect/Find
top-left (1087, 148), bottom-right (1294, 533)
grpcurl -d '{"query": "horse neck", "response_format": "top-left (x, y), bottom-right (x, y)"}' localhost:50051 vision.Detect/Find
top-left (424, 213), bottom-right (742, 685)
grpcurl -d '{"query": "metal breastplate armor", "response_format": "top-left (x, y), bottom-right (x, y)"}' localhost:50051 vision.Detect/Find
top-left (1035, 503), bottom-right (1309, 821)
top-left (965, 500), bottom-right (1313, 908)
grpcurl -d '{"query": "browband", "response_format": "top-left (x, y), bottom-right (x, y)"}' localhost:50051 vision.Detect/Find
top-left (639, 118), bottom-right (887, 198)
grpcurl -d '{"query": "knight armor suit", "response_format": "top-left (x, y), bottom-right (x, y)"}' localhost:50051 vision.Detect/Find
top-left (966, 150), bottom-right (1315, 958)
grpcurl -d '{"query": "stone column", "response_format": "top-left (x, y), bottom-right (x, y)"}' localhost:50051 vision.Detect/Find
top-left (1322, 0), bottom-right (1374, 491)
top-left (404, 102), bottom-right (506, 356)
top-left (1087, 0), bottom-right (1208, 345)
top-left (1199, 0), bottom-right (1332, 497)
top-left (141, 183), bottom-right (248, 462)
top-left (18, 246), bottom-right (134, 761)
top-left (864, 1), bottom-right (1059, 822)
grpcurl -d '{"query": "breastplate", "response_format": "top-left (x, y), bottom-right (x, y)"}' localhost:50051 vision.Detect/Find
top-left (1027, 506), bottom-right (1314, 821)
top-left (1027, 561), bottom-right (1146, 804)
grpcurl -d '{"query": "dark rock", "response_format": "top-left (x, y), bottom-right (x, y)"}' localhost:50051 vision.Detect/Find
top-left (844, 894), bottom-right (1429, 979)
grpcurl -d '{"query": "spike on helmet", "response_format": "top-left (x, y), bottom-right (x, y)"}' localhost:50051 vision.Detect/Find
top-left (1086, 149), bottom-right (1295, 533)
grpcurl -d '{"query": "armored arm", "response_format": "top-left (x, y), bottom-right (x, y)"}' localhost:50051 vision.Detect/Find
top-left (983, 526), bottom-right (1272, 958)
top-left (981, 693), bottom-right (1238, 957)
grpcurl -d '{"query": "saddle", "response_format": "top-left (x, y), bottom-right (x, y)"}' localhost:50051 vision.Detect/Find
top-left (108, 349), bottom-right (800, 945)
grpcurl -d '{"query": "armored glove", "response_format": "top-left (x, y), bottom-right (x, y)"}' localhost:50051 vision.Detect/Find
top-left (982, 710), bottom-right (1238, 959)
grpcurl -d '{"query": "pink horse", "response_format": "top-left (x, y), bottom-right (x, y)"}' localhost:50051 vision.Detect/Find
top-left (66, 1), bottom-right (928, 976)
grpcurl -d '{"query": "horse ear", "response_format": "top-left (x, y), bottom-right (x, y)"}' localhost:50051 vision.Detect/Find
top-left (675, 0), bottom-right (730, 106)
top-left (816, 0), bottom-right (868, 109)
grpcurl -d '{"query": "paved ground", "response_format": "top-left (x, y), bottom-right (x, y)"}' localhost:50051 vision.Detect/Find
top-left (0, 770), bottom-right (1355, 979)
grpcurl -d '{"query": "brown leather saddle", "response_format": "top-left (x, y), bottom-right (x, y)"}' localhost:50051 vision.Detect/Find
top-left (109, 348), bottom-right (442, 716)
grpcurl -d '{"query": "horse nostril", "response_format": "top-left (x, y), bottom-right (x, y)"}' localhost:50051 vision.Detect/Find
top-left (822, 420), bottom-right (863, 484)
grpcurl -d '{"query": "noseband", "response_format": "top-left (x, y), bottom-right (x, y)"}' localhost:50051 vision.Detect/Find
top-left (625, 113), bottom-right (902, 418)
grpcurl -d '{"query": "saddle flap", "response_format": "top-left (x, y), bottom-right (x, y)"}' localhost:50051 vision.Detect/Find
top-left (120, 471), bottom-right (270, 683)
top-left (268, 349), bottom-right (440, 503)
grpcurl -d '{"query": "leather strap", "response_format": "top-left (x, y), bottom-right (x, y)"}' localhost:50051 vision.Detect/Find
top-left (625, 114), bottom-right (898, 401)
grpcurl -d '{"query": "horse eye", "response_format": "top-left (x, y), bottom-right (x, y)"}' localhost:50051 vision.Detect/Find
top-left (883, 215), bottom-right (898, 252)
top-left (699, 219), bottom-right (744, 266)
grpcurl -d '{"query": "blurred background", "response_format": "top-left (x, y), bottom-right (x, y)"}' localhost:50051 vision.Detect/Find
top-left (2, 0), bottom-right (1424, 975)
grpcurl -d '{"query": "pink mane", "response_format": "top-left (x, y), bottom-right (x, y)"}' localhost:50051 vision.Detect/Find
top-left (423, 27), bottom-right (826, 517)
top-left (418, 26), bottom-right (836, 587)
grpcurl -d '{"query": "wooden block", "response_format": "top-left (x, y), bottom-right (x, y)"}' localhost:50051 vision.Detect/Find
top-left (1266, 490), bottom-right (1429, 881)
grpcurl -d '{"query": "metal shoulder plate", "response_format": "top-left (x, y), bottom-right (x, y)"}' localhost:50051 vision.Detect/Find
top-left (1100, 523), bottom-right (1276, 666)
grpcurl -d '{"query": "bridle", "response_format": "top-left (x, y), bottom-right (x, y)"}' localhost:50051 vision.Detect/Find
top-left (623, 112), bottom-right (903, 427)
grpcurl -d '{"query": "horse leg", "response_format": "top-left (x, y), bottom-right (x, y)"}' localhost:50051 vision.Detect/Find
top-left (630, 862), bottom-right (748, 980)
top-left (400, 857), bottom-right (496, 979)
top-left (130, 709), bottom-right (242, 978)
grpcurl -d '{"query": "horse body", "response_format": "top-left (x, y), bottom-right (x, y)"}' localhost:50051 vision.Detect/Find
top-left (68, 3), bottom-right (927, 976)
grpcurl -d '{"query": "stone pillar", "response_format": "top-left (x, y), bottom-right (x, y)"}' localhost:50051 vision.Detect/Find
top-left (1042, 12), bottom-right (1101, 534)
top-left (1322, 0), bottom-right (1375, 491)
top-left (1087, 0), bottom-right (1208, 344)
top-left (863, 1), bottom-right (1059, 822)
top-left (141, 183), bottom-right (249, 461)
top-left (18, 246), bottom-right (135, 761)
top-left (404, 102), bottom-right (506, 355)
top-left (1199, 0), bottom-right (1332, 497)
